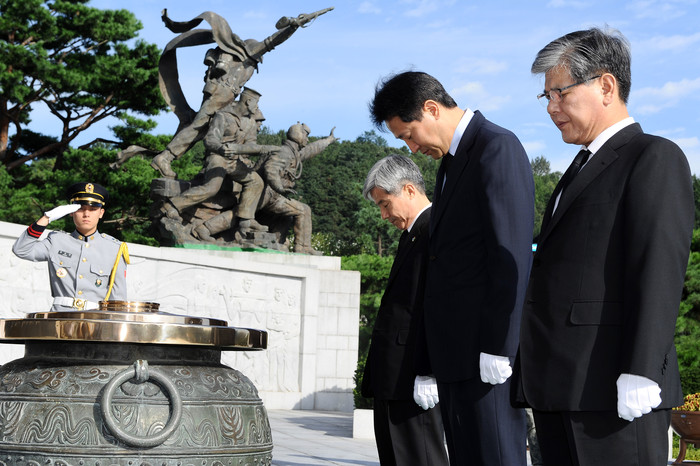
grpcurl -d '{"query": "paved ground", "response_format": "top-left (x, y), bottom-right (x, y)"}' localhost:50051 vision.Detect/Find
top-left (269, 410), bottom-right (379, 466)
top-left (268, 409), bottom-right (685, 465)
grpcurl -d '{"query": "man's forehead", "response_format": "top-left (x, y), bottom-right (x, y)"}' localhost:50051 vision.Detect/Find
top-left (545, 67), bottom-right (571, 85)
top-left (370, 187), bottom-right (392, 202)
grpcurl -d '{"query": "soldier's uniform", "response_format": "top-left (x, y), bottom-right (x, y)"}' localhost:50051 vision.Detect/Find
top-left (12, 183), bottom-right (128, 311)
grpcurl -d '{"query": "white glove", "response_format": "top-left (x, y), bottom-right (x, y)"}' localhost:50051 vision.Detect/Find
top-left (44, 204), bottom-right (80, 222)
top-left (616, 373), bottom-right (661, 422)
top-left (413, 375), bottom-right (439, 410)
top-left (479, 352), bottom-right (513, 385)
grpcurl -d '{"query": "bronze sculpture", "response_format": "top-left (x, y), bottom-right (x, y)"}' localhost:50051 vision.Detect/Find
top-left (152, 8), bottom-right (333, 179)
top-left (115, 8), bottom-right (335, 253)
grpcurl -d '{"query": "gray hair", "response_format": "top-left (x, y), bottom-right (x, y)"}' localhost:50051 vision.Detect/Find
top-left (531, 27), bottom-right (632, 104)
top-left (363, 154), bottom-right (426, 202)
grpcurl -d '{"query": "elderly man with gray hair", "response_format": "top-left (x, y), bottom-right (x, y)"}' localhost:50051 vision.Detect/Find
top-left (514, 27), bottom-right (694, 465)
top-left (361, 154), bottom-right (448, 466)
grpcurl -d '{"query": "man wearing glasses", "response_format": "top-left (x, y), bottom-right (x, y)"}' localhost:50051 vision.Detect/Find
top-left (514, 27), bottom-right (694, 465)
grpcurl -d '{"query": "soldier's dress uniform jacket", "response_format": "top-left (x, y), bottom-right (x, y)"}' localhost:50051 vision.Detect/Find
top-left (13, 226), bottom-right (127, 311)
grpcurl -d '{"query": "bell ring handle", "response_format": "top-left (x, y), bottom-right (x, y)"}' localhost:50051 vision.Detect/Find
top-left (100, 360), bottom-right (183, 448)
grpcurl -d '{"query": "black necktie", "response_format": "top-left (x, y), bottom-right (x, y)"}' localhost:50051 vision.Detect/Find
top-left (442, 153), bottom-right (453, 174)
top-left (558, 149), bottom-right (591, 196)
top-left (398, 230), bottom-right (410, 251)
top-left (436, 154), bottom-right (453, 204)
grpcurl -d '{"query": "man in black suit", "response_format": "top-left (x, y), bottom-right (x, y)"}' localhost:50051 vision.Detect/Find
top-left (370, 72), bottom-right (535, 465)
top-left (515, 27), bottom-right (694, 465)
top-left (361, 154), bottom-right (448, 466)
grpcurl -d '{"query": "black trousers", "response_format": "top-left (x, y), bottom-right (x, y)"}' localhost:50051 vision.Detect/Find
top-left (438, 377), bottom-right (527, 465)
top-left (532, 409), bottom-right (671, 466)
top-left (373, 398), bottom-right (449, 466)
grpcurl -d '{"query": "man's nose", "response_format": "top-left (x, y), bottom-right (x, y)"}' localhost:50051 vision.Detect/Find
top-left (406, 141), bottom-right (420, 153)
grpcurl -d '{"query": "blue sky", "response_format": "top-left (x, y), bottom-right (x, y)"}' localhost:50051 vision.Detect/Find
top-left (82, 0), bottom-right (700, 175)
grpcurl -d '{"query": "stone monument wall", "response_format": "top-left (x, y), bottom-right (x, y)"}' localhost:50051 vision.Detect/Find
top-left (0, 220), bottom-right (359, 412)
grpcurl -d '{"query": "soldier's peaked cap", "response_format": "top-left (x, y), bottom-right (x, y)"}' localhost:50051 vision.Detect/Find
top-left (67, 182), bottom-right (108, 208)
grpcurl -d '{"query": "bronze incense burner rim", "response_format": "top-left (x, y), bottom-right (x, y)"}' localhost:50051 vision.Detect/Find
top-left (0, 301), bottom-right (267, 350)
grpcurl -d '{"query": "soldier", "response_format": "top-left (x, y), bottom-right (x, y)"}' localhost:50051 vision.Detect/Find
top-left (257, 123), bottom-right (336, 254)
top-left (12, 182), bottom-right (129, 311)
top-left (160, 87), bottom-right (273, 238)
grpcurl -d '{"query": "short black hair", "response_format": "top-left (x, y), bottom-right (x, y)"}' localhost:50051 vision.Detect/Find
top-left (369, 71), bottom-right (458, 129)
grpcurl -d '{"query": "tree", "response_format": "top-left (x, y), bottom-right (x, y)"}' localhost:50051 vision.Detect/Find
top-left (693, 175), bottom-right (700, 229)
top-left (0, 0), bottom-right (166, 171)
top-left (531, 155), bottom-right (562, 239)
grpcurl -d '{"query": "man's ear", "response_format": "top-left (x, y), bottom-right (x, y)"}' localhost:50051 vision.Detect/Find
top-left (600, 73), bottom-right (618, 105)
top-left (423, 100), bottom-right (440, 119)
top-left (403, 183), bottom-right (417, 198)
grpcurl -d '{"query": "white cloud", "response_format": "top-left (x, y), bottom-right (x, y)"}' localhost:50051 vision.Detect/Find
top-left (523, 141), bottom-right (547, 157)
top-left (358, 2), bottom-right (382, 14)
top-left (455, 58), bottom-right (509, 75)
top-left (631, 77), bottom-right (700, 115)
top-left (626, 0), bottom-right (690, 20)
top-left (635, 32), bottom-right (700, 52)
top-left (401, 0), bottom-right (440, 18)
top-left (450, 82), bottom-right (511, 111)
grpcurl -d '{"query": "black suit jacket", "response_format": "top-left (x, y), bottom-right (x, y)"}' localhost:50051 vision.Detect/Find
top-left (362, 207), bottom-right (432, 400)
top-left (516, 123), bottom-right (693, 411)
top-left (421, 111), bottom-right (535, 382)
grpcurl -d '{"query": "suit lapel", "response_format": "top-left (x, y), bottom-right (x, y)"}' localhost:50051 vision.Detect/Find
top-left (430, 111), bottom-right (484, 234)
top-left (538, 124), bottom-right (642, 245)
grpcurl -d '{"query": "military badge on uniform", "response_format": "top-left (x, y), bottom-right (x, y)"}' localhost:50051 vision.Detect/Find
top-left (56, 268), bottom-right (67, 278)
top-left (95, 278), bottom-right (102, 287)
top-left (85, 183), bottom-right (94, 193)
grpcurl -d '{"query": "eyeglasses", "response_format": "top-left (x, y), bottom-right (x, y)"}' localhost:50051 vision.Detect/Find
top-left (537, 75), bottom-right (601, 106)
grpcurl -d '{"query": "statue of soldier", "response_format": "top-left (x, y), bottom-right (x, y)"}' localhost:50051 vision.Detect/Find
top-left (257, 123), bottom-right (337, 254)
top-left (161, 87), bottom-right (276, 238)
top-left (151, 8), bottom-right (332, 179)
top-left (189, 107), bottom-right (272, 242)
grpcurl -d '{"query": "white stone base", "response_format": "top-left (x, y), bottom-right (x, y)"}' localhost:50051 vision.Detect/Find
top-left (353, 408), bottom-right (375, 439)
top-left (0, 220), bottom-right (360, 412)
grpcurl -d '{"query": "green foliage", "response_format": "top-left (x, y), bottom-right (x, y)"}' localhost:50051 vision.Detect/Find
top-left (694, 176), bottom-right (700, 229)
top-left (171, 142), bottom-right (206, 181)
top-left (353, 353), bottom-right (371, 409)
top-left (680, 367), bottom-right (700, 398)
top-left (110, 113), bottom-right (170, 151)
top-left (531, 155), bottom-right (562, 239)
top-left (677, 230), bottom-right (700, 390)
top-left (0, 0), bottom-right (166, 169)
top-left (257, 126), bottom-right (287, 146)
